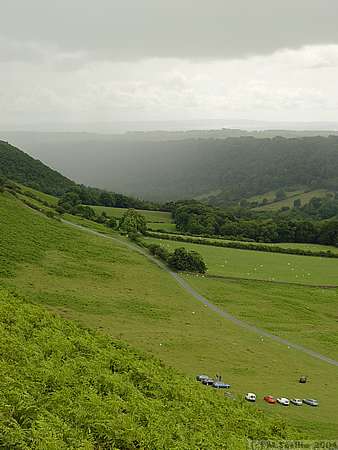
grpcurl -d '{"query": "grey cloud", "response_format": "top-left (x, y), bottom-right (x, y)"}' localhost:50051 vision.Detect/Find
top-left (2, 0), bottom-right (338, 62)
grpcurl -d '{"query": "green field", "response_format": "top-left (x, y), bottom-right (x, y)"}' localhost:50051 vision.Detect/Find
top-left (184, 276), bottom-right (338, 360)
top-left (1, 192), bottom-right (338, 438)
top-left (248, 188), bottom-right (305, 204)
top-left (145, 236), bottom-right (338, 286)
top-left (148, 231), bottom-right (338, 255)
top-left (17, 183), bottom-right (59, 206)
top-left (254, 189), bottom-right (331, 211)
top-left (92, 205), bottom-right (175, 231)
top-left (92, 205), bottom-right (171, 222)
top-left (2, 288), bottom-right (293, 449)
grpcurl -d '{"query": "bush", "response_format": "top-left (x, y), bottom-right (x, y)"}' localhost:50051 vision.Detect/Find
top-left (168, 247), bottom-right (207, 273)
top-left (147, 243), bottom-right (170, 261)
top-left (106, 217), bottom-right (118, 229)
top-left (119, 209), bottom-right (147, 235)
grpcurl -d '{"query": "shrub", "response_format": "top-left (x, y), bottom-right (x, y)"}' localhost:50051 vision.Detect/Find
top-left (168, 247), bottom-right (207, 273)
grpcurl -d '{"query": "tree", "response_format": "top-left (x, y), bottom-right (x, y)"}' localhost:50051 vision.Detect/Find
top-left (293, 198), bottom-right (301, 209)
top-left (168, 248), bottom-right (207, 273)
top-left (119, 209), bottom-right (147, 235)
top-left (96, 212), bottom-right (108, 224)
top-left (58, 191), bottom-right (81, 212)
top-left (72, 204), bottom-right (96, 220)
top-left (0, 176), bottom-right (6, 193)
top-left (275, 189), bottom-right (286, 201)
top-left (107, 217), bottom-right (118, 229)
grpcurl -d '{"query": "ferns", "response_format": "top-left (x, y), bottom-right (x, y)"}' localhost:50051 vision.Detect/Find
top-left (0, 289), bottom-right (295, 449)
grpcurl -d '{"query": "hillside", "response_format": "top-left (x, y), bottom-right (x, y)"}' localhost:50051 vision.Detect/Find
top-left (3, 133), bottom-right (338, 203)
top-left (0, 193), bottom-right (295, 448)
top-left (0, 289), bottom-right (293, 449)
top-left (0, 140), bottom-right (75, 196)
top-left (1, 190), bottom-right (338, 438)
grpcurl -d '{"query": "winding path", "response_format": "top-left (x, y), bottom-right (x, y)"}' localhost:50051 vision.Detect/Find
top-left (62, 219), bottom-right (338, 368)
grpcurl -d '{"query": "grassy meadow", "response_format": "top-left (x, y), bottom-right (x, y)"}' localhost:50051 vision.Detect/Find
top-left (1, 192), bottom-right (338, 438)
top-left (145, 236), bottom-right (338, 286)
top-left (92, 205), bottom-right (176, 232)
top-left (148, 231), bottom-right (338, 255)
top-left (184, 276), bottom-right (338, 360)
top-left (254, 189), bottom-right (331, 211)
top-left (17, 183), bottom-right (59, 206)
top-left (2, 289), bottom-right (296, 449)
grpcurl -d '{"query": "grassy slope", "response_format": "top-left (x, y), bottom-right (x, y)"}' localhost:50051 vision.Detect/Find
top-left (1, 289), bottom-right (294, 449)
top-left (17, 183), bottom-right (59, 206)
top-left (1, 193), bottom-right (338, 438)
top-left (92, 205), bottom-right (171, 223)
top-left (0, 140), bottom-right (75, 195)
top-left (92, 205), bottom-right (176, 232)
top-left (248, 188), bottom-right (305, 203)
top-left (145, 236), bottom-right (338, 286)
top-left (254, 189), bottom-right (330, 211)
top-left (184, 276), bottom-right (338, 360)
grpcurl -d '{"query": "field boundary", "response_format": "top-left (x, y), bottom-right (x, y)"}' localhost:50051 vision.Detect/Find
top-left (61, 218), bottom-right (338, 368)
top-left (146, 231), bottom-right (338, 259)
top-left (204, 273), bottom-right (338, 289)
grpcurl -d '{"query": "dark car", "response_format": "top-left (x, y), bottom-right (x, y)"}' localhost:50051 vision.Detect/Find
top-left (202, 378), bottom-right (214, 386)
top-left (303, 398), bottom-right (319, 407)
top-left (212, 382), bottom-right (231, 389)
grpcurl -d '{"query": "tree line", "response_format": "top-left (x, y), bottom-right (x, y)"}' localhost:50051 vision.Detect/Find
top-left (172, 201), bottom-right (338, 246)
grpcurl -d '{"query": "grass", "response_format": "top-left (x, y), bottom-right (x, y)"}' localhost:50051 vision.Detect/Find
top-left (17, 183), bottom-right (59, 206)
top-left (148, 231), bottom-right (338, 255)
top-left (248, 188), bottom-right (305, 204)
top-left (92, 205), bottom-right (176, 232)
top-left (145, 236), bottom-right (338, 286)
top-left (183, 276), bottom-right (338, 360)
top-left (1, 289), bottom-right (294, 449)
top-left (1, 192), bottom-right (338, 438)
top-left (254, 189), bottom-right (331, 211)
top-left (92, 205), bottom-right (172, 223)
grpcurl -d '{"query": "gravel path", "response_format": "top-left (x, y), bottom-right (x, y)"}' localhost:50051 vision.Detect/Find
top-left (62, 219), bottom-right (338, 368)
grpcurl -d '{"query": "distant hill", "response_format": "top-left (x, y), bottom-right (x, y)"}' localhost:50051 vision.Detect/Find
top-left (2, 133), bottom-right (338, 205)
top-left (0, 139), bottom-right (159, 209)
top-left (0, 139), bottom-right (75, 196)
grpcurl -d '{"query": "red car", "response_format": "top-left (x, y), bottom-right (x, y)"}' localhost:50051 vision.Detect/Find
top-left (264, 395), bottom-right (276, 404)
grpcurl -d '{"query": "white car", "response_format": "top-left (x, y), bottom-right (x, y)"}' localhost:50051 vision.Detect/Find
top-left (245, 392), bottom-right (256, 402)
top-left (277, 397), bottom-right (290, 406)
top-left (290, 398), bottom-right (302, 406)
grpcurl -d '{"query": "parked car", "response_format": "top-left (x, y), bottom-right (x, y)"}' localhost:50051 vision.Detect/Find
top-left (202, 378), bottom-right (214, 386)
top-left (303, 398), bottom-right (319, 407)
top-left (290, 398), bottom-right (302, 406)
top-left (245, 393), bottom-right (256, 402)
top-left (264, 395), bottom-right (276, 404)
top-left (212, 382), bottom-right (231, 389)
top-left (277, 397), bottom-right (290, 406)
top-left (196, 374), bottom-right (209, 382)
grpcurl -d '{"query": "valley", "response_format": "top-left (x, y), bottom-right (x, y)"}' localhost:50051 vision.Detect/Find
top-left (1, 191), bottom-right (338, 440)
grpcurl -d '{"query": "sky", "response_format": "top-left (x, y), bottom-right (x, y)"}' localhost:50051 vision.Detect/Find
top-left (1, 0), bottom-right (338, 129)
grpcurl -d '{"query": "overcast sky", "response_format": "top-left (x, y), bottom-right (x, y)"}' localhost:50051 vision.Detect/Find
top-left (1, 0), bottom-right (338, 129)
